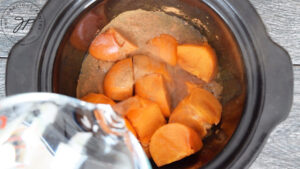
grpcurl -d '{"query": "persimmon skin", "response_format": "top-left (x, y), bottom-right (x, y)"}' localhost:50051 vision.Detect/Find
top-left (149, 34), bottom-right (178, 66)
top-left (89, 28), bottom-right (137, 61)
top-left (104, 58), bottom-right (134, 101)
top-left (150, 123), bottom-right (203, 167)
top-left (133, 55), bottom-right (172, 82)
top-left (80, 93), bottom-right (115, 106)
top-left (135, 74), bottom-right (171, 118)
top-left (177, 43), bottom-right (218, 82)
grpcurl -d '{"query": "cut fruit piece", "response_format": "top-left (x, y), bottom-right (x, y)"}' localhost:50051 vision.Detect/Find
top-left (112, 96), bottom-right (142, 116)
top-left (112, 96), bottom-right (166, 157)
top-left (104, 58), bottom-right (134, 101)
top-left (133, 55), bottom-right (171, 82)
top-left (125, 118), bottom-right (137, 137)
top-left (150, 123), bottom-right (203, 167)
top-left (177, 43), bottom-right (217, 82)
top-left (135, 74), bottom-right (171, 117)
top-left (81, 93), bottom-right (116, 106)
top-left (126, 98), bottom-right (166, 147)
top-left (89, 28), bottom-right (138, 61)
top-left (149, 34), bottom-right (178, 66)
top-left (185, 81), bottom-right (200, 94)
top-left (187, 87), bottom-right (222, 125)
top-left (171, 87), bottom-right (222, 128)
top-left (169, 99), bottom-right (210, 138)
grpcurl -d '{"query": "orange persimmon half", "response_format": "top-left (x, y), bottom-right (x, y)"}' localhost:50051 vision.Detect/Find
top-left (177, 43), bottom-right (217, 82)
top-left (104, 58), bottom-right (134, 101)
top-left (89, 28), bottom-right (137, 61)
top-left (133, 55), bottom-right (171, 82)
top-left (81, 93), bottom-right (116, 106)
top-left (170, 87), bottom-right (222, 137)
top-left (150, 123), bottom-right (203, 167)
top-left (149, 34), bottom-right (178, 66)
top-left (135, 74), bottom-right (171, 118)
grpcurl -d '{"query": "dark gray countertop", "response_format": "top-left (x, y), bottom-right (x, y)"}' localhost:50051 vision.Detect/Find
top-left (0, 0), bottom-right (299, 168)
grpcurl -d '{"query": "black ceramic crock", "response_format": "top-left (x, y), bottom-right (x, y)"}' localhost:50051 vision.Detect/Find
top-left (6, 0), bottom-right (293, 169)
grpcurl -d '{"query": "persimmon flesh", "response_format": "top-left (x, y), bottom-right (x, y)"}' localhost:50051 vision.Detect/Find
top-left (149, 34), bottom-right (178, 66)
top-left (135, 74), bottom-right (171, 117)
top-left (104, 58), bottom-right (134, 101)
top-left (81, 93), bottom-right (115, 106)
top-left (150, 123), bottom-right (203, 167)
top-left (133, 55), bottom-right (171, 82)
top-left (177, 43), bottom-right (217, 82)
top-left (172, 87), bottom-right (222, 126)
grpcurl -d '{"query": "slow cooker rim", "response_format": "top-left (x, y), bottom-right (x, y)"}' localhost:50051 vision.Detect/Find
top-left (5, 0), bottom-right (293, 168)
top-left (40, 0), bottom-right (264, 168)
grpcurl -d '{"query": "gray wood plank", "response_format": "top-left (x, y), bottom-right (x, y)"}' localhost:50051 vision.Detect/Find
top-left (249, 0), bottom-right (300, 65)
top-left (0, 59), bottom-right (6, 98)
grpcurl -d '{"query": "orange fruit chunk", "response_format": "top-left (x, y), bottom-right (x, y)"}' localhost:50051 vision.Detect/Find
top-left (169, 101), bottom-right (209, 138)
top-left (150, 123), bottom-right (203, 167)
top-left (112, 96), bottom-right (142, 116)
top-left (149, 34), bottom-right (178, 66)
top-left (104, 58), bottom-right (134, 101)
top-left (80, 93), bottom-right (115, 106)
top-left (177, 43), bottom-right (217, 82)
top-left (171, 87), bottom-right (222, 133)
top-left (124, 118), bottom-right (137, 137)
top-left (186, 87), bottom-right (222, 125)
top-left (126, 98), bottom-right (166, 147)
top-left (133, 55), bottom-right (171, 82)
top-left (135, 74), bottom-right (171, 118)
top-left (114, 96), bottom-right (166, 157)
top-left (89, 28), bottom-right (137, 61)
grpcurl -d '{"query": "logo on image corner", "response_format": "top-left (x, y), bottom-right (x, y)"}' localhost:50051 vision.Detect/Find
top-left (0, 1), bottom-right (45, 44)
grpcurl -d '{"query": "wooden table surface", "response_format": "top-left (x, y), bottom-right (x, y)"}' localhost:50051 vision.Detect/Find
top-left (0, 0), bottom-right (299, 168)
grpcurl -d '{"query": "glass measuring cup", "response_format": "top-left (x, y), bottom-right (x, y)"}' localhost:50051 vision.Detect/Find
top-left (0, 93), bottom-right (151, 169)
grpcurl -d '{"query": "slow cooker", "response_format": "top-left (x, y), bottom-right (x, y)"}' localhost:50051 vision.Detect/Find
top-left (6, 0), bottom-right (294, 168)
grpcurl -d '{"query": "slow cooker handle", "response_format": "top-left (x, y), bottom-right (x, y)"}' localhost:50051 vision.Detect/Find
top-left (224, 0), bottom-right (294, 168)
top-left (226, 0), bottom-right (293, 135)
top-left (259, 41), bottom-right (294, 130)
top-left (238, 37), bottom-right (294, 169)
top-left (220, 0), bottom-right (294, 135)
